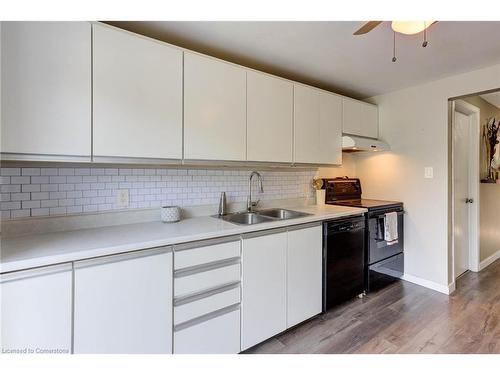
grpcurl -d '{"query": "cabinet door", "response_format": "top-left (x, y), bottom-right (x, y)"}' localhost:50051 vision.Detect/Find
top-left (294, 85), bottom-right (342, 164)
top-left (241, 230), bottom-right (287, 350)
top-left (342, 98), bottom-right (378, 138)
top-left (247, 71), bottom-right (293, 163)
top-left (287, 224), bottom-right (323, 328)
top-left (184, 52), bottom-right (247, 161)
top-left (174, 307), bottom-right (240, 354)
top-left (319, 90), bottom-right (343, 165)
top-left (74, 248), bottom-right (173, 354)
top-left (0, 264), bottom-right (72, 353)
top-left (93, 24), bottom-right (182, 160)
top-left (1, 22), bottom-right (91, 159)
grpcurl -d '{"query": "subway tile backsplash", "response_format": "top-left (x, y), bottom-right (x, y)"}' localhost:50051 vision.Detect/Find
top-left (0, 167), bottom-right (317, 220)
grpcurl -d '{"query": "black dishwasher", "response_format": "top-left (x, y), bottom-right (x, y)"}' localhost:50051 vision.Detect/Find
top-left (322, 215), bottom-right (366, 312)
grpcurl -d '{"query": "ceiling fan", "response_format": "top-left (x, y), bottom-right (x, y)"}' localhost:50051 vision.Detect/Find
top-left (354, 21), bottom-right (437, 62)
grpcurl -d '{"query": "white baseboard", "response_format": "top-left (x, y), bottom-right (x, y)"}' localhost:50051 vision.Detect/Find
top-left (401, 273), bottom-right (454, 295)
top-left (479, 249), bottom-right (500, 271)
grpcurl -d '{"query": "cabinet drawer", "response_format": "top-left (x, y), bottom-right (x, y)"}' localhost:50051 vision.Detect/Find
top-left (174, 307), bottom-right (240, 354)
top-left (174, 238), bottom-right (240, 270)
top-left (174, 283), bottom-right (240, 325)
top-left (174, 262), bottom-right (240, 297)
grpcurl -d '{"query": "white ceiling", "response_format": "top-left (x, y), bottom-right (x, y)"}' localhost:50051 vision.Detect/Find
top-left (107, 21), bottom-right (500, 99)
top-left (480, 92), bottom-right (500, 109)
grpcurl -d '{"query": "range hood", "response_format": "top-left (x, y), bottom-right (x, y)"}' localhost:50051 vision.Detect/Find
top-left (342, 135), bottom-right (391, 153)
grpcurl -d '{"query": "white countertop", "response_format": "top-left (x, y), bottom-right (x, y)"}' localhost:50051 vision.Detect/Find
top-left (0, 204), bottom-right (366, 273)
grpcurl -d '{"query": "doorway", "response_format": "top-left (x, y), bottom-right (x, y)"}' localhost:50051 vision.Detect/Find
top-left (451, 99), bottom-right (480, 280)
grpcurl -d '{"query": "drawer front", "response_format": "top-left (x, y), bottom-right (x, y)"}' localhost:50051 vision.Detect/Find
top-left (174, 239), bottom-right (240, 270)
top-left (174, 284), bottom-right (240, 325)
top-left (174, 307), bottom-right (240, 354)
top-left (174, 263), bottom-right (240, 297)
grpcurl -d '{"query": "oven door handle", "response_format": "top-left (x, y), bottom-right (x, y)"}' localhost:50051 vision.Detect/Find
top-left (372, 211), bottom-right (404, 220)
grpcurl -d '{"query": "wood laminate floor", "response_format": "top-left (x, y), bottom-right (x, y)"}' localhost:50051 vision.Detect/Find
top-left (246, 259), bottom-right (500, 354)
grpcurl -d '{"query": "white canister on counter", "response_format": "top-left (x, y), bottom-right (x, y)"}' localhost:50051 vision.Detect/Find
top-left (161, 206), bottom-right (181, 223)
top-left (316, 189), bottom-right (326, 205)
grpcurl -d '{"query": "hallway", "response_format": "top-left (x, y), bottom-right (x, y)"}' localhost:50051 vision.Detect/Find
top-left (246, 260), bottom-right (500, 354)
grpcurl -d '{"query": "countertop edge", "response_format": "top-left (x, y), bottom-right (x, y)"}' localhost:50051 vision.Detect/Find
top-left (0, 206), bottom-right (367, 274)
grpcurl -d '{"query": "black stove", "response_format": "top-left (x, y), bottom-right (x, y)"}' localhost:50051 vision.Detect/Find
top-left (321, 177), bottom-right (404, 293)
top-left (331, 198), bottom-right (402, 210)
top-left (322, 177), bottom-right (402, 211)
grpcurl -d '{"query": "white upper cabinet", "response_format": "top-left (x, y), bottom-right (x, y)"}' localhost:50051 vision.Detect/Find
top-left (184, 52), bottom-right (247, 161)
top-left (92, 24), bottom-right (183, 160)
top-left (342, 98), bottom-right (378, 139)
top-left (294, 84), bottom-right (342, 165)
top-left (0, 264), bottom-right (73, 353)
top-left (1, 22), bottom-right (91, 159)
top-left (247, 71), bottom-right (293, 163)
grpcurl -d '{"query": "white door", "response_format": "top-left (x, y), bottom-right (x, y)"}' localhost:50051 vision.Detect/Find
top-left (241, 230), bottom-right (287, 350)
top-left (0, 264), bottom-right (73, 353)
top-left (92, 24), bottom-right (183, 160)
top-left (453, 110), bottom-right (471, 278)
top-left (74, 248), bottom-right (173, 354)
top-left (294, 84), bottom-right (342, 164)
top-left (247, 71), bottom-right (293, 163)
top-left (1, 22), bottom-right (91, 159)
top-left (184, 52), bottom-right (247, 161)
top-left (287, 224), bottom-right (323, 328)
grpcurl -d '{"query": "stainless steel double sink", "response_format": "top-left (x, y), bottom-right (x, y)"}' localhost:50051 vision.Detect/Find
top-left (216, 208), bottom-right (312, 225)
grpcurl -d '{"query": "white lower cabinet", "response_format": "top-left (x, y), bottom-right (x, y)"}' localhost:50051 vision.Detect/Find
top-left (0, 222), bottom-right (323, 354)
top-left (173, 238), bottom-right (242, 354)
top-left (174, 306), bottom-right (241, 354)
top-left (241, 230), bottom-right (287, 351)
top-left (0, 264), bottom-right (73, 353)
top-left (73, 247), bottom-right (173, 354)
top-left (241, 224), bottom-right (323, 350)
top-left (287, 224), bottom-right (323, 328)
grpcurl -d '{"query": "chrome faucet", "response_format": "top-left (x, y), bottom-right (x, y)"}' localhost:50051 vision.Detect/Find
top-left (247, 171), bottom-right (264, 212)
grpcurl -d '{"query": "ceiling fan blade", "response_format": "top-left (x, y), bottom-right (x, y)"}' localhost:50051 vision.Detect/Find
top-left (353, 21), bottom-right (383, 35)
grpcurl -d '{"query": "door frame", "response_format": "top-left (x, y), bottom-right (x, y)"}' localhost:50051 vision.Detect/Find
top-left (451, 99), bottom-right (480, 280)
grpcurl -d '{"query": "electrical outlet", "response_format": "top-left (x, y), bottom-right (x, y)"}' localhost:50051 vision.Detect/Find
top-left (424, 167), bottom-right (434, 179)
top-left (116, 189), bottom-right (129, 207)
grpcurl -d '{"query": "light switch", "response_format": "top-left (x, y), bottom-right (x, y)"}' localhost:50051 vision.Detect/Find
top-left (424, 167), bottom-right (434, 179)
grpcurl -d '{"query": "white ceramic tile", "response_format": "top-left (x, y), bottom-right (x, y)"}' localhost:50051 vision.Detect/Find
top-left (49, 207), bottom-right (67, 215)
top-left (1, 202), bottom-right (21, 210)
top-left (31, 176), bottom-right (50, 184)
top-left (21, 168), bottom-right (40, 176)
top-left (41, 168), bottom-right (58, 176)
top-left (58, 168), bottom-right (75, 176)
top-left (0, 166), bottom-right (316, 220)
top-left (22, 200), bottom-right (41, 209)
top-left (1, 168), bottom-right (21, 176)
top-left (11, 209), bottom-right (30, 218)
top-left (11, 193), bottom-right (30, 201)
top-left (31, 208), bottom-right (50, 217)
top-left (31, 192), bottom-right (50, 200)
top-left (22, 184), bottom-right (40, 193)
top-left (11, 176), bottom-right (30, 184)
top-left (49, 191), bottom-right (67, 199)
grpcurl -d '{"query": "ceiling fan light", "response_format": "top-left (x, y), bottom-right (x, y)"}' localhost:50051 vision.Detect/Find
top-left (391, 21), bottom-right (434, 35)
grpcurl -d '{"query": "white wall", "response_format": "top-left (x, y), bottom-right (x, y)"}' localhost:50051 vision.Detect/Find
top-left (355, 64), bottom-right (500, 291)
top-left (315, 153), bottom-right (356, 179)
